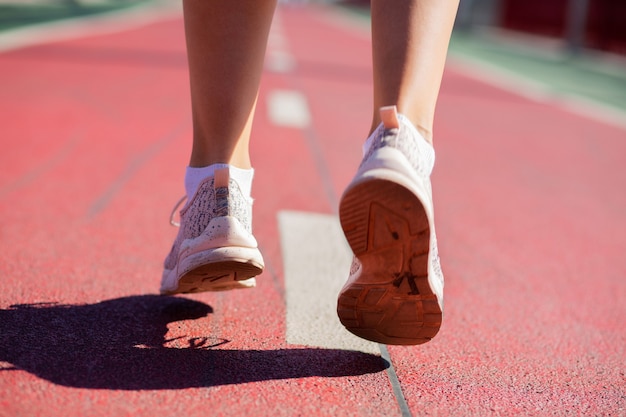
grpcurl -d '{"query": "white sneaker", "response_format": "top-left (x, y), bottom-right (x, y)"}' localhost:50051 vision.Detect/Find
top-left (337, 106), bottom-right (444, 345)
top-left (160, 168), bottom-right (264, 294)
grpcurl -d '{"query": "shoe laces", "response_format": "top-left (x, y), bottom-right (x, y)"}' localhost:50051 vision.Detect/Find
top-left (169, 195), bottom-right (187, 227)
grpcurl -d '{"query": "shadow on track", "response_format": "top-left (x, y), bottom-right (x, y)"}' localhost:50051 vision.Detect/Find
top-left (0, 295), bottom-right (388, 390)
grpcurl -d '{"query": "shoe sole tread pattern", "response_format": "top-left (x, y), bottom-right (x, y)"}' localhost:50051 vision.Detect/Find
top-left (338, 178), bottom-right (442, 345)
top-left (162, 259), bottom-right (263, 295)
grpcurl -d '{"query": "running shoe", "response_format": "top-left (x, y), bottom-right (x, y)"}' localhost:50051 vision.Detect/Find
top-left (160, 168), bottom-right (264, 294)
top-left (337, 106), bottom-right (444, 345)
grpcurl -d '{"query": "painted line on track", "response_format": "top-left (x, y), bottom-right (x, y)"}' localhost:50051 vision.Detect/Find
top-left (279, 210), bottom-right (414, 416)
top-left (279, 210), bottom-right (379, 355)
top-left (267, 90), bottom-right (311, 129)
top-left (379, 345), bottom-right (412, 417)
top-left (272, 8), bottom-right (413, 415)
top-left (0, 132), bottom-right (80, 200)
top-left (265, 11), bottom-right (296, 74)
top-left (86, 121), bottom-right (187, 220)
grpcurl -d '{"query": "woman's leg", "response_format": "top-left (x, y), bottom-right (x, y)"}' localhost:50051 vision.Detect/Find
top-left (161, 0), bottom-right (276, 295)
top-left (183, 0), bottom-right (277, 168)
top-left (370, 0), bottom-right (459, 143)
top-left (337, 0), bottom-right (459, 345)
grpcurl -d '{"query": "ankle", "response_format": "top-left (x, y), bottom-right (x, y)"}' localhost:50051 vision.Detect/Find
top-left (415, 125), bottom-right (433, 145)
top-left (185, 164), bottom-right (254, 200)
top-left (370, 107), bottom-right (434, 146)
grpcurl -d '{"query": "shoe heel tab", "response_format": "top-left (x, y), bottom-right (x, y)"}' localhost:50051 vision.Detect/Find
top-left (380, 105), bottom-right (399, 129)
top-left (214, 167), bottom-right (230, 189)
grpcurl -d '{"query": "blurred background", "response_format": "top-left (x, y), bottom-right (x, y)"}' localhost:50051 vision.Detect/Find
top-left (1, 0), bottom-right (624, 114)
top-left (456, 0), bottom-right (626, 55)
top-left (0, 0), bottom-right (150, 31)
top-left (341, 0), bottom-right (626, 117)
top-left (1, 0), bottom-right (625, 54)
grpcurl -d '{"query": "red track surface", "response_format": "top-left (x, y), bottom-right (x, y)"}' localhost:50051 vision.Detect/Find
top-left (1, 4), bottom-right (624, 416)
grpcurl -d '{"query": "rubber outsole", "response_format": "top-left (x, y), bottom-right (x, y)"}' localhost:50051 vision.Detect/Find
top-left (162, 260), bottom-right (263, 295)
top-left (338, 178), bottom-right (442, 345)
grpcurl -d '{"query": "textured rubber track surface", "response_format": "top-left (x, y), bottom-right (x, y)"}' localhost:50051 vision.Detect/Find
top-left (1, 3), bottom-right (625, 417)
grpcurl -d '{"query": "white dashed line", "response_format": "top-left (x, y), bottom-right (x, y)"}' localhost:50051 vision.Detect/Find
top-left (279, 210), bottom-right (379, 355)
top-left (267, 90), bottom-right (312, 129)
top-left (265, 10), bottom-right (296, 73)
top-left (270, 10), bottom-right (376, 355)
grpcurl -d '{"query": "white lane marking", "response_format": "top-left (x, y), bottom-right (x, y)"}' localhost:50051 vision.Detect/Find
top-left (265, 10), bottom-right (305, 128)
top-left (279, 210), bottom-right (379, 355)
top-left (267, 90), bottom-right (311, 129)
top-left (265, 50), bottom-right (297, 73)
top-left (265, 9), bottom-right (296, 73)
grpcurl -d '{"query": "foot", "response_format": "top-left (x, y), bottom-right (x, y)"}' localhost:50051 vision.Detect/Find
top-left (337, 106), bottom-right (444, 345)
top-left (160, 167), bottom-right (264, 294)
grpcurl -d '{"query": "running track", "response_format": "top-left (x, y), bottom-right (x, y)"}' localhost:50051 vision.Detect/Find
top-left (0, 4), bottom-right (625, 416)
